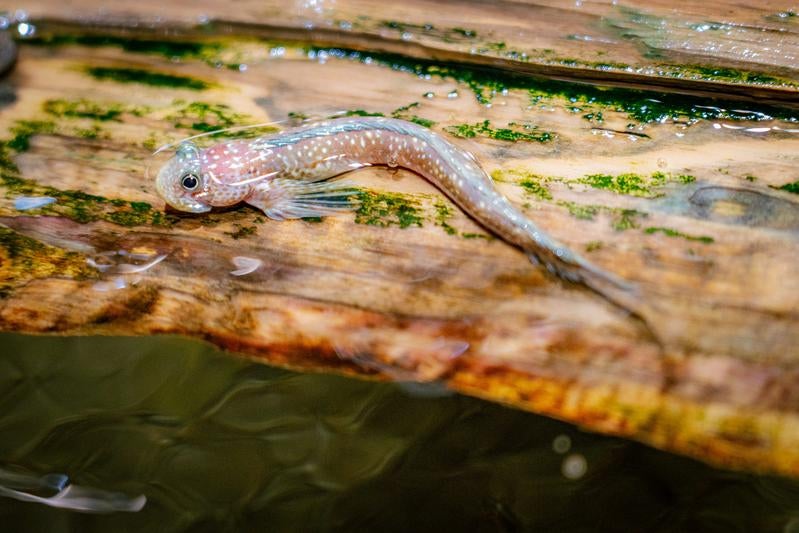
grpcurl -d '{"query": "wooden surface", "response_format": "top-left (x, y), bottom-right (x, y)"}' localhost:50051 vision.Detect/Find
top-left (0, 2), bottom-right (798, 477)
top-left (19, 0), bottom-right (799, 105)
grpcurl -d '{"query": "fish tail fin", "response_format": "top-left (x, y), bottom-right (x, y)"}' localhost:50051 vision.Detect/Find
top-left (528, 250), bottom-right (642, 314)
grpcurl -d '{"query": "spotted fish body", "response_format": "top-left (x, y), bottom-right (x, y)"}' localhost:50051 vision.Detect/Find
top-left (156, 116), bottom-right (629, 291)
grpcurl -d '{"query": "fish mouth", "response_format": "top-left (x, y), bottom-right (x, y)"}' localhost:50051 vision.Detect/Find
top-left (166, 196), bottom-right (212, 213)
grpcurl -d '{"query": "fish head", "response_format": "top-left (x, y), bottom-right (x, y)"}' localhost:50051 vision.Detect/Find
top-left (155, 141), bottom-right (212, 213)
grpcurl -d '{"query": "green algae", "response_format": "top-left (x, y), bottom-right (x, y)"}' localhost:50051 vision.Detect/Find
top-left (307, 46), bottom-right (798, 125)
top-left (432, 198), bottom-right (492, 239)
top-left (644, 226), bottom-right (714, 244)
top-left (461, 232), bottom-right (492, 240)
top-left (167, 101), bottom-right (278, 138)
top-left (492, 170), bottom-right (553, 201)
top-left (342, 109), bottom-right (385, 117)
top-left (612, 209), bottom-right (644, 231)
top-left (405, 116), bottom-right (436, 128)
top-left (73, 124), bottom-right (107, 140)
top-left (433, 200), bottom-right (457, 235)
top-left (0, 226), bottom-right (98, 296)
top-left (452, 28), bottom-right (478, 38)
top-left (0, 137), bottom-right (173, 228)
top-left (354, 190), bottom-right (424, 228)
top-left (673, 65), bottom-right (794, 87)
top-left (582, 111), bottom-right (604, 123)
top-left (25, 33), bottom-right (218, 59)
top-left (556, 200), bottom-right (645, 231)
top-left (445, 120), bottom-right (553, 143)
top-left (330, 103), bottom-right (435, 128)
top-left (775, 181), bottom-right (799, 195)
top-left (84, 66), bottom-right (211, 90)
top-left (8, 121), bottom-right (56, 152)
top-left (578, 171), bottom-right (695, 197)
top-left (557, 200), bottom-right (600, 221)
top-left (168, 101), bottom-right (246, 132)
top-left (496, 167), bottom-right (694, 200)
top-left (518, 178), bottom-right (552, 200)
top-left (225, 224), bottom-right (258, 240)
top-left (585, 241), bottom-right (603, 252)
top-left (379, 21), bottom-right (479, 43)
top-left (24, 32), bottom-right (244, 69)
top-left (43, 98), bottom-right (148, 122)
top-left (390, 102), bottom-right (435, 128)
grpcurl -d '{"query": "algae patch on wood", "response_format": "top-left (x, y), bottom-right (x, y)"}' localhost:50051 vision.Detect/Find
top-left (0, 226), bottom-right (97, 296)
top-left (84, 66), bottom-right (212, 90)
top-left (354, 190), bottom-right (424, 228)
top-left (445, 120), bottom-right (553, 143)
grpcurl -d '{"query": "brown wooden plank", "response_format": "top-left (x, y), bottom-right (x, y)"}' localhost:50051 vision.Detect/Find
top-left (0, 12), bottom-right (797, 477)
top-left (14, 0), bottom-right (799, 103)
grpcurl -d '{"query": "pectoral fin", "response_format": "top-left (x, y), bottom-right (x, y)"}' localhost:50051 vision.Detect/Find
top-left (247, 178), bottom-right (359, 220)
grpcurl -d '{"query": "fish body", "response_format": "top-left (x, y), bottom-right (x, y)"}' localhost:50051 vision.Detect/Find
top-left (156, 116), bottom-right (629, 292)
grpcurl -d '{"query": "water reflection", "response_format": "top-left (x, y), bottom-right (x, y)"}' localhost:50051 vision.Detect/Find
top-left (0, 333), bottom-right (798, 532)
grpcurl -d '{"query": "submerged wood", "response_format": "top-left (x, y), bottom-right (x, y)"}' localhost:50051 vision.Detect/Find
top-left (0, 6), bottom-right (798, 477)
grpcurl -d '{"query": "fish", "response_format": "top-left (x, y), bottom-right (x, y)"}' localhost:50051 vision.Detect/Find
top-left (155, 116), bottom-right (633, 299)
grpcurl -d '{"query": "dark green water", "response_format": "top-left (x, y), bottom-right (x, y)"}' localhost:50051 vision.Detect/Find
top-left (0, 334), bottom-right (798, 532)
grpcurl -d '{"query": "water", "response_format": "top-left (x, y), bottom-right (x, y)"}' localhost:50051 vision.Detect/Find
top-left (0, 333), bottom-right (798, 532)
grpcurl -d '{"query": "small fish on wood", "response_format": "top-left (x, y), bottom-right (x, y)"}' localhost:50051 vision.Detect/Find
top-left (155, 116), bottom-right (633, 300)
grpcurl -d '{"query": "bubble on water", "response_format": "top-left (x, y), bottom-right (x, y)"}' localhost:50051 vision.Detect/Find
top-left (16, 22), bottom-right (35, 38)
top-left (657, 158), bottom-right (667, 169)
top-left (423, 92), bottom-right (435, 99)
top-left (401, 32), bottom-right (412, 41)
top-left (552, 434), bottom-right (571, 454)
top-left (561, 453), bottom-right (587, 480)
top-left (447, 90), bottom-right (459, 99)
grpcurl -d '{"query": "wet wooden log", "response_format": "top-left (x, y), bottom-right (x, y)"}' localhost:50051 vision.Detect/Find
top-left (0, 4), bottom-right (798, 477)
top-left (19, 0), bottom-right (799, 105)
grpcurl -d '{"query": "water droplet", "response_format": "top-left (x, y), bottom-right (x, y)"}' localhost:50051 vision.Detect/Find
top-left (552, 434), bottom-right (571, 454)
top-left (447, 90), bottom-right (459, 99)
top-left (401, 32), bottom-right (412, 41)
top-left (16, 22), bottom-right (35, 38)
top-left (561, 453), bottom-right (587, 480)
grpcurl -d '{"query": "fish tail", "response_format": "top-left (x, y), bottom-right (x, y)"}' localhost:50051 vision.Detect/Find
top-left (527, 249), bottom-right (642, 314)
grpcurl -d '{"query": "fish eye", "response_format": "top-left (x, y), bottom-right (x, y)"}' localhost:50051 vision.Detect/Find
top-left (181, 173), bottom-right (200, 191)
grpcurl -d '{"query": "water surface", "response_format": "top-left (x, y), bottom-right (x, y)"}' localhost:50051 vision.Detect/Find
top-left (0, 333), bottom-right (798, 532)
